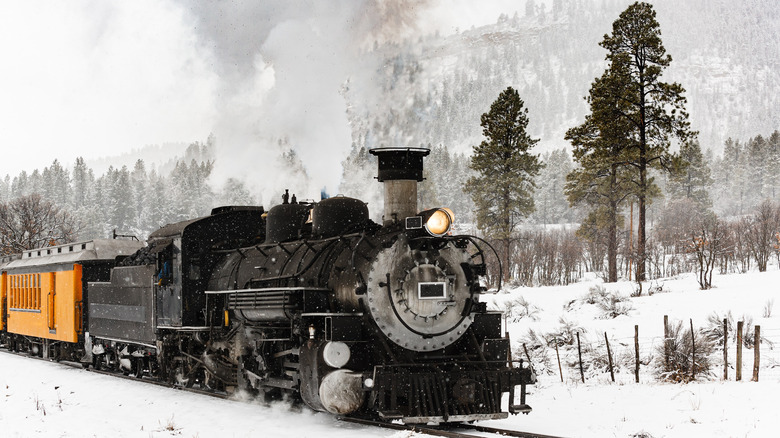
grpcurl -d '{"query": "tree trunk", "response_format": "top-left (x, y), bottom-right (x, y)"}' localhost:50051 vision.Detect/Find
top-left (607, 202), bottom-right (618, 283)
top-left (607, 164), bottom-right (619, 283)
top-left (637, 69), bottom-right (648, 283)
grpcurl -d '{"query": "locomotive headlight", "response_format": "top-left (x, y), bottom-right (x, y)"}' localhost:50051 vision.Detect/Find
top-left (423, 208), bottom-right (454, 237)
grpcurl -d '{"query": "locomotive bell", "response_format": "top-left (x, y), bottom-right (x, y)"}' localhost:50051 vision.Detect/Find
top-left (369, 147), bottom-right (430, 226)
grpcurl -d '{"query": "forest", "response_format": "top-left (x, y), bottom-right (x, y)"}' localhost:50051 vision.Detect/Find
top-left (1, 129), bottom-right (778, 290)
top-left (2, 0), bottom-right (778, 289)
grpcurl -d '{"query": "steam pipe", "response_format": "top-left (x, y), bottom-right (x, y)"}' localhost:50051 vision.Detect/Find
top-left (368, 147), bottom-right (430, 226)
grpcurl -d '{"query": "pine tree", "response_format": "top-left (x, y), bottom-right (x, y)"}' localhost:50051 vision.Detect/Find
top-left (42, 159), bottom-right (70, 206)
top-left (218, 178), bottom-right (255, 206)
top-left (464, 86), bottom-right (542, 282)
top-left (170, 161), bottom-right (193, 220)
top-left (70, 157), bottom-right (93, 210)
top-left (716, 138), bottom-right (748, 216)
top-left (598, 1), bottom-right (695, 282)
top-left (29, 169), bottom-right (42, 196)
top-left (141, 169), bottom-right (171, 232)
top-left (11, 171), bottom-right (28, 198)
top-left (110, 166), bottom-right (134, 232)
top-left (667, 140), bottom-right (713, 211)
top-left (131, 159), bottom-right (148, 228)
top-left (534, 148), bottom-right (573, 225)
top-left (746, 135), bottom-right (769, 207)
top-left (0, 175), bottom-right (9, 204)
top-left (565, 65), bottom-right (636, 283)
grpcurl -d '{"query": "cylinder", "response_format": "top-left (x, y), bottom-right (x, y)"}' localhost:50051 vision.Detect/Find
top-left (318, 369), bottom-right (365, 415)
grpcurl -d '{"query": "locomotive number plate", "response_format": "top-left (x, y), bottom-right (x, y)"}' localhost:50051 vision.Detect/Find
top-left (418, 282), bottom-right (446, 300)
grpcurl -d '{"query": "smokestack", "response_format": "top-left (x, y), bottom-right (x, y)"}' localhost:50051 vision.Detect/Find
top-left (369, 147), bottom-right (430, 226)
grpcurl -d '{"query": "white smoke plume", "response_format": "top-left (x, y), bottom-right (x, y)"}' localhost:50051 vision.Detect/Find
top-left (181, 0), bottom-right (426, 206)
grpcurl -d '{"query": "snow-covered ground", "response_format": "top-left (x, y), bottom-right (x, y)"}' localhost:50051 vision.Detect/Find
top-left (2, 269), bottom-right (779, 437)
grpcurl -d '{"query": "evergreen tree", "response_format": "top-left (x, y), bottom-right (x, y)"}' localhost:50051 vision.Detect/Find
top-left (110, 166), bottom-right (134, 232)
top-left (598, 1), bottom-right (695, 282)
top-left (746, 135), bottom-right (769, 206)
top-left (142, 169), bottom-right (171, 232)
top-left (534, 148), bottom-right (573, 225)
top-left (667, 140), bottom-right (713, 211)
top-left (565, 66), bottom-right (636, 283)
top-left (170, 161), bottom-right (193, 220)
top-left (218, 178), bottom-right (256, 206)
top-left (70, 157), bottom-right (93, 209)
top-left (464, 86), bottom-right (542, 282)
top-left (131, 159), bottom-right (148, 228)
top-left (767, 131), bottom-right (780, 200)
top-left (42, 159), bottom-right (70, 206)
top-left (715, 138), bottom-right (748, 216)
top-left (11, 171), bottom-right (28, 198)
top-left (28, 169), bottom-right (42, 196)
top-left (0, 175), bottom-right (9, 204)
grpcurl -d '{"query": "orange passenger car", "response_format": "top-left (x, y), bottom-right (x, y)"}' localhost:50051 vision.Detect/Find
top-left (2, 239), bottom-right (143, 359)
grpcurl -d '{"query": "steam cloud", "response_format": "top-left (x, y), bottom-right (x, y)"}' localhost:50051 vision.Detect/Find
top-left (181, 0), bottom-right (425, 205)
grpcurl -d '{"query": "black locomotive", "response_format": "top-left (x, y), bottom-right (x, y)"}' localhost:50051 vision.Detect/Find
top-left (9, 148), bottom-right (535, 424)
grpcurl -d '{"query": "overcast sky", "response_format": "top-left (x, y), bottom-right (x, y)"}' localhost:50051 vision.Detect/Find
top-left (0, 0), bottom-right (541, 190)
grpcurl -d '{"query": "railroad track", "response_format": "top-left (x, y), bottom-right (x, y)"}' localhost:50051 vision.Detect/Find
top-left (0, 348), bottom-right (231, 401)
top-left (338, 416), bottom-right (567, 438)
top-left (2, 349), bottom-right (563, 438)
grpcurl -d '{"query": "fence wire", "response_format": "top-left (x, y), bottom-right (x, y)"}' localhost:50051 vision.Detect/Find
top-left (521, 320), bottom-right (780, 384)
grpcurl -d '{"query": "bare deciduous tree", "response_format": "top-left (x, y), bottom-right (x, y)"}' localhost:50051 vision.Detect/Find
top-left (686, 214), bottom-right (729, 290)
top-left (743, 200), bottom-right (780, 272)
top-left (0, 194), bottom-right (82, 255)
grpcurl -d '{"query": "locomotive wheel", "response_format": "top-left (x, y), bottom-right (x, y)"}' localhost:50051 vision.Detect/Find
top-left (172, 356), bottom-right (200, 388)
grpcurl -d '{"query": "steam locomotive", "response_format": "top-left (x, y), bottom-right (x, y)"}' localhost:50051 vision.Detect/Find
top-left (0, 148), bottom-right (534, 424)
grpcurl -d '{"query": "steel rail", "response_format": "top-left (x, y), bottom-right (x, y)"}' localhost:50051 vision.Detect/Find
top-left (337, 416), bottom-right (568, 438)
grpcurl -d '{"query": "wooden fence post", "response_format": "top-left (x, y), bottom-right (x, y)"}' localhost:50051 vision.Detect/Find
top-left (736, 320), bottom-right (743, 381)
top-left (752, 326), bottom-right (760, 382)
top-left (554, 338), bottom-right (563, 383)
top-left (522, 343), bottom-right (533, 365)
top-left (690, 319), bottom-right (696, 380)
top-left (577, 332), bottom-right (585, 383)
top-left (723, 318), bottom-right (728, 380)
top-left (663, 315), bottom-right (670, 372)
top-left (634, 325), bottom-right (640, 383)
top-left (605, 332), bottom-right (615, 382)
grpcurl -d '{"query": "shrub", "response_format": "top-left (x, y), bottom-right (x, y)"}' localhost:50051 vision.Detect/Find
top-left (518, 328), bottom-right (555, 375)
top-left (503, 296), bottom-right (541, 322)
top-left (580, 285), bottom-right (633, 319)
top-left (655, 320), bottom-right (714, 382)
top-left (703, 312), bottom-right (773, 348)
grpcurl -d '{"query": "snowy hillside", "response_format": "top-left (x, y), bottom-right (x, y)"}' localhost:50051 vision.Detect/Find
top-left (3, 268), bottom-right (779, 437)
top-left (353, 0), bottom-right (780, 156)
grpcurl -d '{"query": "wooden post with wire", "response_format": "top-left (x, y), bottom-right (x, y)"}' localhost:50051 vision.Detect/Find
top-left (634, 325), bottom-right (640, 383)
top-left (723, 318), bottom-right (728, 380)
top-left (554, 338), bottom-right (563, 383)
top-left (577, 332), bottom-right (585, 383)
top-left (752, 325), bottom-right (760, 382)
top-left (663, 315), bottom-right (670, 372)
top-left (690, 319), bottom-right (696, 380)
top-left (736, 320), bottom-right (743, 381)
top-left (605, 332), bottom-right (615, 382)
